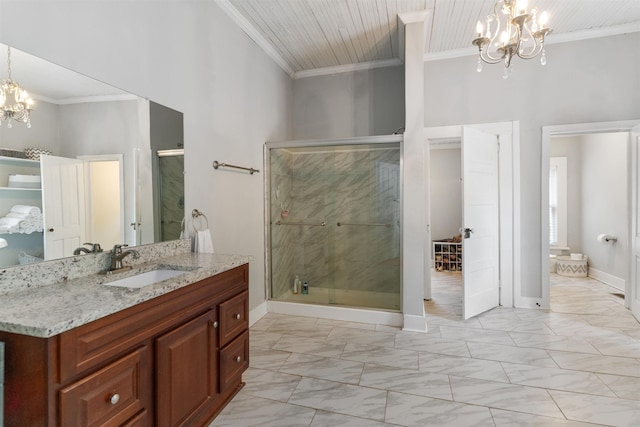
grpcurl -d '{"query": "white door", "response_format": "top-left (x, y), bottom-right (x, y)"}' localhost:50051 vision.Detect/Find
top-left (631, 125), bottom-right (640, 322)
top-left (462, 127), bottom-right (500, 319)
top-left (41, 155), bottom-right (86, 260)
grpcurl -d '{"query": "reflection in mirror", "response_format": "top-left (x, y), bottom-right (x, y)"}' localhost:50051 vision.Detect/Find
top-left (0, 43), bottom-right (184, 267)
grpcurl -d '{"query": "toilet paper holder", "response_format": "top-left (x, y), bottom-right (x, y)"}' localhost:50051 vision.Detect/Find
top-left (597, 234), bottom-right (618, 244)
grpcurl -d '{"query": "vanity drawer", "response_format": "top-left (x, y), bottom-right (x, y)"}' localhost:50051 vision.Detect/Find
top-left (219, 291), bottom-right (248, 347)
top-left (59, 346), bottom-right (151, 427)
top-left (219, 330), bottom-right (249, 391)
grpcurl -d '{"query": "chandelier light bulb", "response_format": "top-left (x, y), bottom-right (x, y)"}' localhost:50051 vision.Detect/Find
top-left (516, 0), bottom-right (527, 14)
top-left (539, 11), bottom-right (548, 27)
top-left (476, 21), bottom-right (484, 37)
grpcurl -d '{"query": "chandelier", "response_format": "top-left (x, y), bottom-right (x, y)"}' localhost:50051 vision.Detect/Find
top-left (472, 0), bottom-right (551, 78)
top-left (0, 47), bottom-right (33, 128)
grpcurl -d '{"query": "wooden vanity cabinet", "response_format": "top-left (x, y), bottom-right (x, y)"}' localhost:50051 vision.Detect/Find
top-left (0, 263), bottom-right (249, 427)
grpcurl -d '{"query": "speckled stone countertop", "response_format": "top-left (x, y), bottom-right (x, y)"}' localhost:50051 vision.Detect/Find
top-left (0, 247), bottom-right (251, 338)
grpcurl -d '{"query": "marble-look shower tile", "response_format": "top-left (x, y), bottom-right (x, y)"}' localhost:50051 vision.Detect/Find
top-left (597, 374), bottom-right (640, 400)
top-left (327, 326), bottom-right (396, 347)
top-left (490, 408), bottom-right (606, 426)
top-left (384, 391), bottom-right (494, 427)
top-left (272, 335), bottom-right (346, 358)
top-left (547, 350), bottom-right (640, 377)
top-left (449, 376), bottom-right (564, 418)
top-left (467, 342), bottom-right (558, 368)
top-left (549, 390), bottom-right (640, 427)
top-left (288, 377), bottom-right (387, 421)
top-left (340, 342), bottom-right (419, 369)
top-left (509, 331), bottom-right (600, 354)
top-left (241, 368), bottom-right (301, 402)
top-left (310, 410), bottom-right (397, 427)
top-left (394, 332), bottom-right (471, 357)
top-left (501, 362), bottom-right (616, 397)
top-left (279, 353), bottom-right (364, 384)
top-left (359, 364), bottom-right (452, 400)
top-left (439, 325), bottom-right (515, 345)
top-left (249, 330), bottom-right (283, 349)
top-left (210, 393), bottom-right (316, 426)
top-left (418, 353), bottom-right (509, 383)
top-left (249, 347), bottom-right (291, 370)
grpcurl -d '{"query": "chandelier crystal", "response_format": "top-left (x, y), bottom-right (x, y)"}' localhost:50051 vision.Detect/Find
top-left (0, 47), bottom-right (33, 128)
top-left (472, 0), bottom-right (551, 78)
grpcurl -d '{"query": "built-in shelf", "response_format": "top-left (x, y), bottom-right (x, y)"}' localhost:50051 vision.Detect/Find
top-left (0, 187), bottom-right (41, 192)
top-left (0, 156), bottom-right (39, 165)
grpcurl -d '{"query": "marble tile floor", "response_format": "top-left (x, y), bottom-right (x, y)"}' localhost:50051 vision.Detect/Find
top-left (211, 273), bottom-right (640, 426)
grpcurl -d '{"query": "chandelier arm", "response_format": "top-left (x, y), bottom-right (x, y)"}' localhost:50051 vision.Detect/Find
top-left (479, 49), bottom-right (506, 64)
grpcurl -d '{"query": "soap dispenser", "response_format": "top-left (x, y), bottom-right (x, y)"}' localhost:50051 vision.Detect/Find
top-left (293, 275), bottom-right (300, 294)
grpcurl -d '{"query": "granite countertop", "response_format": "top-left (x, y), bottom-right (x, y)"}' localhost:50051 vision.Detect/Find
top-left (0, 252), bottom-right (251, 338)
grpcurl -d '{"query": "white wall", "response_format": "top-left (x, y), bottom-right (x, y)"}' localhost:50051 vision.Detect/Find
top-left (0, 0), bottom-right (294, 313)
top-left (430, 148), bottom-right (462, 240)
top-left (580, 132), bottom-right (628, 281)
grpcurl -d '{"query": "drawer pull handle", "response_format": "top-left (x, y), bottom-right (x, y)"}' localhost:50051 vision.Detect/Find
top-left (235, 313), bottom-right (241, 320)
top-left (211, 320), bottom-right (219, 328)
top-left (235, 356), bottom-right (242, 363)
top-left (109, 393), bottom-right (120, 405)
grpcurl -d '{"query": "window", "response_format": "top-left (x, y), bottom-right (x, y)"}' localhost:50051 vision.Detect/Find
top-left (549, 157), bottom-right (567, 246)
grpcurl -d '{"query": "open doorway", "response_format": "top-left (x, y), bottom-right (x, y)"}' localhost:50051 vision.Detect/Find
top-left (541, 121), bottom-right (640, 315)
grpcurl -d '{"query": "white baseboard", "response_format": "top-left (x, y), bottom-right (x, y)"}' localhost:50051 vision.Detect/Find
top-left (249, 301), bottom-right (268, 327)
top-left (515, 296), bottom-right (547, 309)
top-left (267, 300), bottom-right (403, 327)
top-left (588, 268), bottom-right (625, 292)
top-left (403, 313), bottom-right (428, 333)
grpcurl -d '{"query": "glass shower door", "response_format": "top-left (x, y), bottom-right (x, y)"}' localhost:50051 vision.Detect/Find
top-left (268, 141), bottom-right (401, 311)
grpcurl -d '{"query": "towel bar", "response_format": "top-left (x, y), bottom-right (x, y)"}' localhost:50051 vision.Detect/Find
top-left (337, 222), bottom-right (391, 227)
top-left (212, 160), bottom-right (259, 175)
top-left (275, 220), bottom-right (326, 227)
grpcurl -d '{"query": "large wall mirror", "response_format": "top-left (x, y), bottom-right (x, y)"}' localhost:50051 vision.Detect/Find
top-left (0, 43), bottom-right (184, 267)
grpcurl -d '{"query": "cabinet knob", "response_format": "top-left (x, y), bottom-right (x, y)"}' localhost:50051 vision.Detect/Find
top-left (109, 393), bottom-right (120, 405)
top-left (48, 228), bottom-right (54, 232)
top-left (235, 313), bottom-right (241, 320)
top-left (235, 356), bottom-right (241, 363)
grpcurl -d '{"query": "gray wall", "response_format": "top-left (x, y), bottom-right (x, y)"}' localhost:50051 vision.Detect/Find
top-left (430, 148), bottom-right (462, 240)
top-left (550, 136), bottom-right (582, 252)
top-left (423, 33), bottom-right (640, 298)
top-left (1, 0), bottom-right (294, 314)
top-left (293, 66), bottom-right (405, 139)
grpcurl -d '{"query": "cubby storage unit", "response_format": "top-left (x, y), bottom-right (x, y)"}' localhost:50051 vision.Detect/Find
top-left (433, 241), bottom-right (462, 272)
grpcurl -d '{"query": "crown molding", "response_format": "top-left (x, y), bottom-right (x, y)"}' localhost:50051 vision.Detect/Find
top-left (293, 58), bottom-right (403, 79)
top-left (32, 93), bottom-right (138, 105)
top-left (216, 0), bottom-right (296, 78)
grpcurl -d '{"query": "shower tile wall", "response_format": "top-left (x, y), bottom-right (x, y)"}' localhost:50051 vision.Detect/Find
top-left (270, 146), bottom-right (400, 304)
top-left (159, 155), bottom-right (185, 241)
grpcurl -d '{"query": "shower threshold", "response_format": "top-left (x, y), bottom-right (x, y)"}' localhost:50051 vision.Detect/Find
top-left (273, 286), bottom-right (400, 311)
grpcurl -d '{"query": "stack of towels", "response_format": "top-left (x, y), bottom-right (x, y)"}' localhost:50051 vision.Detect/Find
top-left (0, 205), bottom-right (44, 234)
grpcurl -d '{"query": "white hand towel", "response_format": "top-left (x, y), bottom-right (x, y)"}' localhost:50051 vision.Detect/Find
top-left (10, 205), bottom-right (41, 216)
top-left (194, 229), bottom-right (214, 253)
top-left (5, 212), bottom-right (28, 219)
top-left (0, 217), bottom-right (23, 233)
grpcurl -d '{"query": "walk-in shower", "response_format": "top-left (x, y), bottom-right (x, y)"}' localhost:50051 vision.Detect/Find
top-left (266, 137), bottom-right (401, 311)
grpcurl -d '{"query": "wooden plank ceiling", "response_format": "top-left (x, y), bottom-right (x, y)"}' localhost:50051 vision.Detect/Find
top-left (220, 0), bottom-right (640, 77)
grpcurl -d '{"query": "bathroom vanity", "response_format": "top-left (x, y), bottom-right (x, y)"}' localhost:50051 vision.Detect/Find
top-left (0, 241), bottom-right (250, 426)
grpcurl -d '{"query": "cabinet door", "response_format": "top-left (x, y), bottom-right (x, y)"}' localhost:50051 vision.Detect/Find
top-left (59, 346), bottom-right (151, 427)
top-left (156, 309), bottom-right (219, 427)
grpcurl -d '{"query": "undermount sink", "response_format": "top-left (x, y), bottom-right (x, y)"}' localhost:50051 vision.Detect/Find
top-left (104, 269), bottom-right (188, 289)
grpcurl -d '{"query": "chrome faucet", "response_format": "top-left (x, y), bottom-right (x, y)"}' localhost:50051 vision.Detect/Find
top-left (73, 242), bottom-right (103, 255)
top-left (108, 244), bottom-right (140, 272)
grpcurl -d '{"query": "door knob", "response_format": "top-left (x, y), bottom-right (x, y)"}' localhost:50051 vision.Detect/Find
top-left (463, 228), bottom-right (473, 239)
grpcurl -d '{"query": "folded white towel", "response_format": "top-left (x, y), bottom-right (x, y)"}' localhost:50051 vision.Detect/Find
top-left (10, 205), bottom-right (41, 216)
top-left (194, 229), bottom-right (214, 253)
top-left (5, 212), bottom-right (28, 219)
top-left (0, 217), bottom-right (24, 233)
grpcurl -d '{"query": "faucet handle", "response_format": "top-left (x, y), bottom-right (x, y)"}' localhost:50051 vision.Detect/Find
top-left (112, 243), bottom-right (128, 254)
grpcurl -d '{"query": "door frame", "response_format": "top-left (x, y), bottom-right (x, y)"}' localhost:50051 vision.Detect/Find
top-left (540, 120), bottom-right (640, 310)
top-left (424, 121), bottom-right (519, 310)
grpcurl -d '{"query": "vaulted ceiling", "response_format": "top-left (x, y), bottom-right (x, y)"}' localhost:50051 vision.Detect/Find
top-left (218, 0), bottom-right (640, 78)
